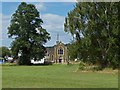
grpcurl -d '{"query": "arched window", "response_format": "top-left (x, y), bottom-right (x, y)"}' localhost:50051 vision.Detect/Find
top-left (58, 48), bottom-right (63, 55)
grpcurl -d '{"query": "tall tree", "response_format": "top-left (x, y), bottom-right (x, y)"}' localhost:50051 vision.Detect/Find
top-left (8, 2), bottom-right (50, 65)
top-left (64, 2), bottom-right (119, 69)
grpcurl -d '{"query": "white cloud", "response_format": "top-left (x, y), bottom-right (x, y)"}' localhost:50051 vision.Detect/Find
top-left (2, 15), bottom-right (11, 21)
top-left (41, 13), bottom-right (72, 46)
top-left (0, 14), bottom-right (2, 29)
top-left (0, 13), bottom-right (2, 44)
top-left (1, 14), bottom-right (12, 47)
top-left (35, 3), bottom-right (46, 12)
top-left (2, 14), bottom-right (11, 34)
top-left (3, 0), bottom-right (118, 2)
top-left (2, 0), bottom-right (77, 2)
top-left (41, 13), bottom-right (65, 32)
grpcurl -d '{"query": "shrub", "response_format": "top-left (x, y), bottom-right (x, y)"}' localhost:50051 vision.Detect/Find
top-left (79, 61), bottom-right (85, 70)
top-left (92, 66), bottom-right (103, 71)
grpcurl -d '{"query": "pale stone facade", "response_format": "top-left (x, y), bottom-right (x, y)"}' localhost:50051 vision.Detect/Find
top-left (45, 41), bottom-right (68, 63)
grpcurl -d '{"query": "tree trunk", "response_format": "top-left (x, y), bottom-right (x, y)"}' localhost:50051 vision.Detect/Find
top-left (18, 47), bottom-right (31, 65)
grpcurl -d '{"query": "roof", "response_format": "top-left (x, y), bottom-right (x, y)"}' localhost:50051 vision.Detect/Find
top-left (46, 47), bottom-right (54, 54)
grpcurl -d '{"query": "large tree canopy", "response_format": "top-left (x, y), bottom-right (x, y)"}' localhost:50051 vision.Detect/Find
top-left (8, 2), bottom-right (51, 65)
top-left (64, 2), bottom-right (119, 69)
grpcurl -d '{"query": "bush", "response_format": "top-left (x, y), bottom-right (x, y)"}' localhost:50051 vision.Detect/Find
top-left (79, 61), bottom-right (85, 70)
top-left (92, 66), bottom-right (103, 71)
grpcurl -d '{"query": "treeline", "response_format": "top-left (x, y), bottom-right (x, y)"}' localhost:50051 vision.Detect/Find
top-left (64, 2), bottom-right (119, 69)
top-left (0, 46), bottom-right (11, 58)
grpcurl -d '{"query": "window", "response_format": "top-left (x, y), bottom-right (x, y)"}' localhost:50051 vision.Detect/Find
top-left (58, 48), bottom-right (63, 55)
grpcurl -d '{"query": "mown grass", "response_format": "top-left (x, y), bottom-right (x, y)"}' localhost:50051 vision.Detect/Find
top-left (0, 65), bottom-right (2, 89)
top-left (2, 64), bottom-right (118, 88)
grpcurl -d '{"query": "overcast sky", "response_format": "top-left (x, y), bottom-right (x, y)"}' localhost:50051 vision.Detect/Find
top-left (1, 1), bottom-right (76, 48)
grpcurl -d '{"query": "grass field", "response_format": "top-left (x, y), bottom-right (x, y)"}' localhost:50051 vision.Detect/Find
top-left (2, 64), bottom-right (118, 88)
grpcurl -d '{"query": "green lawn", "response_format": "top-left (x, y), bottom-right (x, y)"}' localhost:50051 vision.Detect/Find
top-left (2, 64), bottom-right (118, 88)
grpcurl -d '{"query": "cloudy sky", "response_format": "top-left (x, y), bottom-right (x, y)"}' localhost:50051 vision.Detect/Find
top-left (1, 1), bottom-right (76, 47)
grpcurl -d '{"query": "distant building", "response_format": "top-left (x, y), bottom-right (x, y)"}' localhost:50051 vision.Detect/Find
top-left (45, 34), bottom-right (68, 63)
